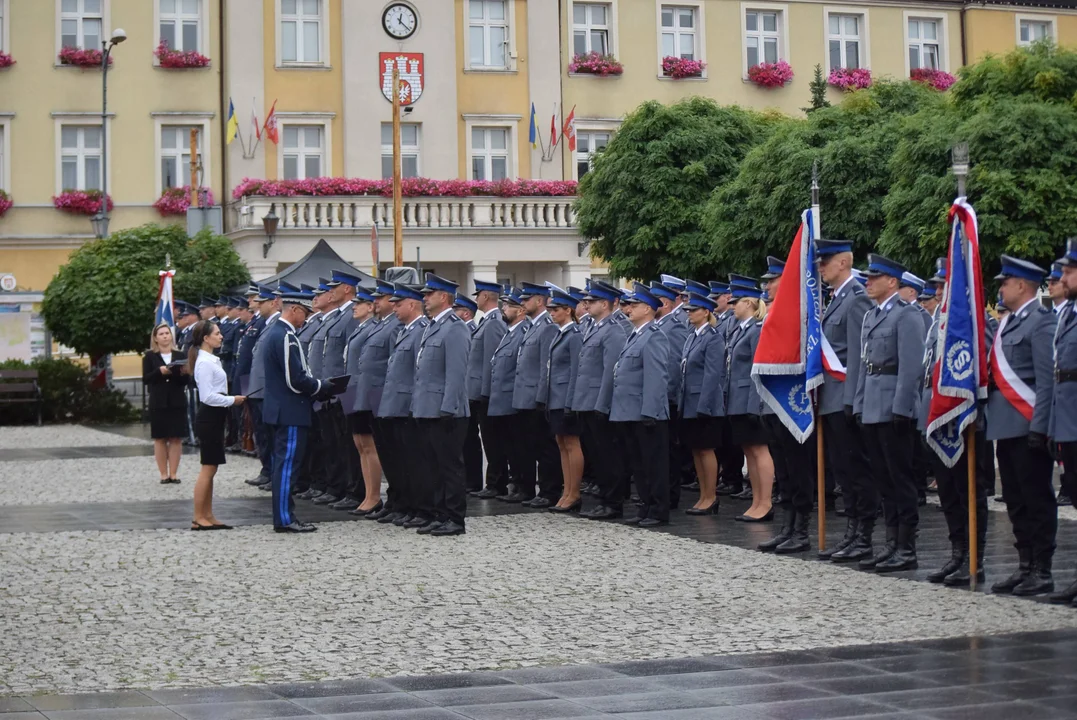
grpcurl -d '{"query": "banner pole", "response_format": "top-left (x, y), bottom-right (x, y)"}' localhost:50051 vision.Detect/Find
top-left (967, 425), bottom-right (978, 589)
top-left (817, 408), bottom-right (826, 550)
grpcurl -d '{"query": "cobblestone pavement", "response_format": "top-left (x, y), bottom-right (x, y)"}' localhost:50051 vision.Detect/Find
top-left (0, 425), bottom-right (150, 449)
top-left (3, 515), bottom-right (1077, 696)
top-left (0, 456), bottom-right (265, 506)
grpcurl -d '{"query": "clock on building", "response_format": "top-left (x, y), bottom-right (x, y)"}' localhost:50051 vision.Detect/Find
top-left (382, 3), bottom-right (418, 40)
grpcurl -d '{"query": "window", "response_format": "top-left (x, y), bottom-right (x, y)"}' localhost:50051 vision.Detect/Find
top-left (160, 126), bottom-right (202, 191)
top-left (159, 0), bottom-right (201, 52)
top-left (572, 3), bottom-right (610, 56)
top-left (468, 0), bottom-right (508, 68)
top-left (660, 6), bottom-right (697, 60)
top-left (1019, 18), bottom-right (1052, 45)
top-left (0, 1), bottom-right (6, 54)
top-left (576, 131), bottom-right (609, 180)
top-left (61, 125), bottom-right (102, 191)
top-left (380, 124), bottom-right (420, 179)
top-left (281, 0), bottom-right (322, 64)
top-left (60, 0), bottom-right (102, 50)
top-left (470, 127), bottom-right (509, 181)
top-left (745, 9), bottom-right (781, 67)
top-left (828, 13), bottom-right (861, 70)
top-left (908, 17), bottom-right (941, 71)
top-left (282, 125), bottom-right (324, 180)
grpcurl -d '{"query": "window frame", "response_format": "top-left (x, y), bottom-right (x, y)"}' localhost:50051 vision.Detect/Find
top-left (462, 114), bottom-right (519, 182)
top-left (276, 114), bottom-right (333, 180)
top-left (572, 123), bottom-right (617, 181)
top-left (380, 123), bottom-right (421, 180)
top-left (153, 114), bottom-right (213, 194)
top-left (904, 11), bottom-right (949, 76)
top-left (56, 0), bottom-right (110, 56)
top-left (0, 115), bottom-right (11, 195)
top-left (0, 0), bottom-right (9, 55)
top-left (823, 6), bottom-right (870, 74)
top-left (463, 0), bottom-right (518, 72)
top-left (571, 1), bottom-right (617, 58)
top-left (1016, 13), bottom-right (1056, 46)
top-left (55, 118), bottom-right (107, 194)
top-left (740, 2), bottom-right (788, 79)
top-left (656, 1), bottom-right (706, 78)
top-left (153, 0), bottom-right (210, 61)
top-left (275, 0), bottom-right (330, 68)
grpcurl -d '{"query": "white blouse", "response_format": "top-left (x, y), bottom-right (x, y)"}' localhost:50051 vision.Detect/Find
top-left (193, 349), bottom-right (235, 407)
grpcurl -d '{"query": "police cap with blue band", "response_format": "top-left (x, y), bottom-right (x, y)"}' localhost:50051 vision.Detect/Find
top-left (420, 272), bottom-right (459, 295)
top-left (566, 286), bottom-right (586, 303)
top-left (548, 289), bottom-right (577, 309)
top-left (453, 293), bottom-right (478, 312)
top-left (330, 270), bottom-right (362, 288)
top-left (1057, 238), bottom-right (1077, 268)
top-left (280, 291), bottom-right (314, 311)
top-left (1049, 262), bottom-right (1063, 282)
top-left (660, 274), bottom-right (686, 293)
top-left (708, 281), bottom-right (731, 297)
top-left (994, 255), bottom-right (1047, 283)
top-left (517, 281), bottom-right (551, 299)
top-left (391, 283), bottom-right (424, 302)
top-left (649, 282), bottom-right (679, 302)
top-left (900, 272), bottom-right (926, 295)
top-left (501, 287), bottom-right (524, 306)
top-left (355, 287), bottom-right (376, 303)
top-left (865, 254), bottom-right (907, 279)
top-left (582, 280), bottom-right (619, 303)
top-left (371, 279), bottom-right (396, 297)
top-left (472, 279), bottom-right (502, 297)
top-left (760, 256), bottom-right (786, 280)
top-left (685, 279), bottom-right (710, 297)
top-left (815, 239), bottom-right (853, 256)
top-left (622, 282), bottom-right (660, 311)
top-left (728, 274), bottom-right (762, 299)
top-left (685, 292), bottom-right (717, 312)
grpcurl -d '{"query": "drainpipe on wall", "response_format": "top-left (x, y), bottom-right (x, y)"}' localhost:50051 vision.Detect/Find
top-left (959, 3), bottom-right (969, 68)
top-left (219, 0), bottom-right (229, 232)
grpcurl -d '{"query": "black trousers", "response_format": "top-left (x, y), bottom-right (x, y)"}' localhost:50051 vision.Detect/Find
top-left (464, 401), bottom-right (484, 492)
top-left (667, 401), bottom-right (693, 508)
top-left (379, 417), bottom-right (415, 515)
top-left (370, 416), bottom-right (398, 511)
top-left (862, 419), bottom-right (920, 528)
top-left (530, 408), bottom-right (564, 501)
top-left (313, 404), bottom-right (344, 495)
top-left (997, 436), bottom-right (1057, 561)
top-left (931, 432), bottom-right (988, 547)
top-left (718, 419), bottom-right (744, 492)
top-left (823, 412), bottom-right (876, 521)
top-left (249, 398), bottom-right (271, 478)
top-left (618, 421), bottom-right (670, 521)
top-left (482, 410), bottom-right (514, 494)
top-left (415, 417), bottom-right (469, 525)
top-left (766, 415), bottom-right (816, 513)
top-left (324, 402), bottom-right (362, 499)
top-left (583, 411), bottom-right (627, 511)
top-left (1061, 442), bottom-right (1077, 508)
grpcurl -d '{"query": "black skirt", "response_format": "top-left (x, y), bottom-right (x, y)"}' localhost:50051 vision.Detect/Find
top-left (195, 403), bottom-right (228, 466)
top-left (348, 410), bottom-right (374, 435)
top-left (149, 407), bottom-right (187, 440)
top-left (680, 415), bottom-right (720, 450)
top-left (729, 414), bottom-right (769, 447)
top-left (548, 408), bottom-right (581, 437)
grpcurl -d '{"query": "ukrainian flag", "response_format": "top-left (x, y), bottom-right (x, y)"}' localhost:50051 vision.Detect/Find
top-left (226, 99), bottom-right (239, 145)
top-left (529, 102), bottom-right (538, 149)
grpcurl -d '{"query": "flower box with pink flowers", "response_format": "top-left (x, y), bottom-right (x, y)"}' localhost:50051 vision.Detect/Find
top-left (154, 187), bottom-right (216, 216)
top-left (155, 40), bottom-right (211, 69)
top-left (828, 67), bottom-right (872, 91)
top-left (569, 52), bottom-right (623, 76)
top-left (58, 46), bottom-right (111, 68)
top-left (748, 61), bottom-right (794, 88)
top-left (661, 56), bottom-right (705, 79)
top-left (232, 177), bottom-right (579, 201)
top-left (910, 67), bottom-right (957, 91)
top-left (0, 190), bottom-right (13, 218)
top-left (53, 190), bottom-right (113, 216)
top-left (0, 52), bottom-right (15, 69)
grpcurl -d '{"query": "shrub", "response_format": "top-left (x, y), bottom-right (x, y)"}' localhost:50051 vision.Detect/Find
top-left (0, 358), bottom-right (139, 425)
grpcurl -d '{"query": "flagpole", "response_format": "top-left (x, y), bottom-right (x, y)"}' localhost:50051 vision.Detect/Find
top-left (392, 66), bottom-right (404, 267)
top-left (811, 160), bottom-right (826, 550)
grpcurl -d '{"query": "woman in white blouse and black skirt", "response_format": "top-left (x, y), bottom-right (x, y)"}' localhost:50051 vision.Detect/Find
top-left (187, 320), bottom-right (245, 530)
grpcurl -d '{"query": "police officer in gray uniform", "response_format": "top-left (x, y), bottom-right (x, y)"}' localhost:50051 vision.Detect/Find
top-left (899, 271), bottom-right (934, 506)
top-left (610, 282), bottom-right (671, 526)
top-left (295, 280), bottom-right (327, 353)
top-left (487, 289), bottom-right (530, 500)
top-left (304, 273), bottom-right (347, 506)
top-left (467, 280), bottom-right (509, 499)
top-left (988, 256), bottom-right (1058, 596)
top-left (652, 281), bottom-right (691, 507)
top-left (412, 273), bottom-right (472, 536)
top-left (814, 240), bottom-right (876, 562)
top-left (854, 254), bottom-right (926, 572)
top-left (1048, 239), bottom-right (1077, 606)
top-left (342, 287), bottom-right (381, 515)
top-left (710, 280), bottom-right (744, 498)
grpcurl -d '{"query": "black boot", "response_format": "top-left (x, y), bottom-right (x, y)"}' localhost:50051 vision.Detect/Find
top-left (832, 518), bottom-right (874, 563)
top-left (927, 542), bottom-right (966, 584)
top-left (1013, 556), bottom-right (1055, 596)
top-left (991, 548), bottom-right (1032, 594)
top-left (758, 506), bottom-right (795, 552)
top-left (819, 517), bottom-right (858, 560)
top-left (876, 525), bottom-right (918, 572)
top-left (1048, 572), bottom-right (1077, 604)
top-left (944, 544), bottom-right (986, 587)
top-left (776, 510), bottom-right (810, 553)
top-left (859, 525), bottom-right (896, 570)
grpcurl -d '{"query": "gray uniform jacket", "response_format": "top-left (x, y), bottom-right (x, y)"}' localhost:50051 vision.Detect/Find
top-left (355, 315), bottom-right (401, 413)
top-left (296, 311), bottom-right (323, 354)
top-left (916, 305), bottom-right (933, 337)
top-left (657, 311), bottom-right (690, 404)
top-left (819, 278), bottom-right (872, 416)
top-left (321, 303), bottom-right (358, 380)
top-left (610, 323), bottom-right (670, 422)
top-left (1050, 302), bottom-right (1077, 442)
top-left (545, 324), bottom-right (583, 411)
top-left (246, 312), bottom-right (280, 399)
top-left (570, 315), bottom-right (628, 415)
top-left (578, 314), bottom-right (594, 334)
top-left (514, 313), bottom-right (559, 410)
top-left (725, 319), bottom-right (763, 416)
top-left (307, 308), bottom-right (338, 380)
top-left (467, 311), bottom-right (507, 401)
top-left (411, 311), bottom-right (471, 419)
top-left (679, 325), bottom-right (726, 419)
top-left (918, 309), bottom-right (940, 432)
top-left (343, 318), bottom-right (377, 414)
top-left (377, 317), bottom-right (429, 418)
top-left (488, 320), bottom-right (529, 417)
top-left (854, 295), bottom-right (925, 424)
top-left (986, 301), bottom-right (1056, 440)
top-left (611, 308), bottom-right (633, 334)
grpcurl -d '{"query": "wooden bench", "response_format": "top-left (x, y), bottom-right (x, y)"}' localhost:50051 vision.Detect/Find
top-left (0, 370), bottom-right (43, 426)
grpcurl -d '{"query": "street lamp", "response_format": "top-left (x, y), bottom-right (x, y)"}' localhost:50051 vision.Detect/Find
top-left (262, 206), bottom-right (279, 258)
top-left (951, 142), bottom-right (970, 198)
top-left (91, 28), bottom-right (126, 239)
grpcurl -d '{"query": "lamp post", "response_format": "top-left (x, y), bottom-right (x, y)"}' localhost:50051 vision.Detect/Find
top-left (951, 142), bottom-right (970, 198)
top-left (91, 28), bottom-right (126, 239)
top-left (262, 205), bottom-right (279, 259)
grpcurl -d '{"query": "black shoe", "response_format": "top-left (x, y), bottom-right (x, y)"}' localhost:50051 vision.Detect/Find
top-left (431, 520), bottom-right (466, 536)
top-left (715, 482), bottom-right (741, 496)
top-left (943, 560), bottom-right (985, 587)
top-left (740, 509), bottom-right (774, 523)
top-left (245, 475), bottom-right (268, 486)
top-left (832, 521), bottom-right (874, 563)
top-left (296, 488), bottom-right (319, 500)
top-left (917, 495), bottom-right (928, 507)
top-left (474, 488), bottom-right (499, 499)
top-left (366, 506), bottom-right (392, 521)
top-left (1058, 491), bottom-right (1072, 507)
top-left (731, 488), bottom-right (753, 501)
top-left (402, 515), bottom-right (429, 529)
top-left (1013, 559), bottom-right (1054, 596)
top-left (274, 522), bottom-right (316, 533)
top-left (992, 549), bottom-right (1031, 594)
top-left (622, 516), bottom-right (642, 525)
top-left (312, 493), bottom-right (339, 506)
top-left (416, 520), bottom-right (443, 535)
top-left (686, 499), bottom-right (720, 516)
top-left (860, 526), bottom-right (897, 570)
top-left (503, 491), bottom-right (529, 504)
top-left (393, 513), bottom-right (413, 526)
top-left (928, 544), bottom-right (966, 583)
top-left (639, 517), bottom-right (668, 528)
top-left (549, 500), bottom-right (582, 514)
top-left (529, 497), bottom-right (553, 509)
top-left (819, 518), bottom-right (858, 560)
top-left (1048, 577), bottom-right (1077, 604)
top-left (583, 505), bottom-right (623, 520)
top-left (329, 496), bottom-right (360, 511)
top-left (875, 525), bottom-right (918, 573)
top-left (258, 483), bottom-right (272, 492)
top-left (349, 501), bottom-right (383, 517)
top-left (377, 511), bottom-right (405, 525)
top-left (775, 511), bottom-right (810, 554)
top-left (759, 507), bottom-right (794, 551)
top-left (993, 495), bottom-right (1006, 504)
top-left (772, 492), bottom-right (785, 505)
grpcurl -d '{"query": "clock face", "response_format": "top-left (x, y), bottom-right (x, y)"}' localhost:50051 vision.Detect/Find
top-left (383, 4), bottom-right (418, 40)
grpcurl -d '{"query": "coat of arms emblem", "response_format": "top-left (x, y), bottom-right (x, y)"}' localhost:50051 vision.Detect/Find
top-left (379, 52), bottom-right (424, 106)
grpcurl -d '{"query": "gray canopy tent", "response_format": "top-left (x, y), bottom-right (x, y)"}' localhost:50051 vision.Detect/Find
top-left (254, 239), bottom-right (377, 288)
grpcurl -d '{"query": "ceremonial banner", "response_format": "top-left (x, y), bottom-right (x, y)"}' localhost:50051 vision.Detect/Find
top-left (752, 209), bottom-right (824, 443)
top-left (156, 269), bottom-right (175, 329)
top-left (926, 198), bottom-right (988, 467)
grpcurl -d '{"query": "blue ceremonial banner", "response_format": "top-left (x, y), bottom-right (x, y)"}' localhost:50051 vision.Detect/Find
top-left (156, 269), bottom-right (175, 329)
top-left (751, 209), bottom-right (824, 443)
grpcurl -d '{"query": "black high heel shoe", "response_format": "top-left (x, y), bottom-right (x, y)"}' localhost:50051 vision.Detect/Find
top-left (739, 509), bottom-right (775, 523)
top-left (549, 499), bottom-right (582, 514)
top-left (686, 499), bottom-right (720, 516)
top-left (351, 500), bottom-right (383, 517)
top-left (190, 522), bottom-right (213, 531)
top-left (210, 523), bottom-right (234, 530)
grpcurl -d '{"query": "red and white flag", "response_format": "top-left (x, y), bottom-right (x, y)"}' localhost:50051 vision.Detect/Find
top-left (550, 104), bottom-right (559, 148)
top-left (262, 100), bottom-right (279, 144)
top-left (251, 105), bottom-right (262, 141)
top-left (561, 105), bottom-right (577, 152)
top-left (990, 315), bottom-right (1035, 420)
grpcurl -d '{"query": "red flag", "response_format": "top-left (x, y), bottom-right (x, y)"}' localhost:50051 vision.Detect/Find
top-left (251, 106), bottom-right (261, 141)
top-left (561, 105), bottom-right (576, 152)
top-left (550, 106), bottom-right (558, 148)
top-left (262, 100), bottom-right (279, 144)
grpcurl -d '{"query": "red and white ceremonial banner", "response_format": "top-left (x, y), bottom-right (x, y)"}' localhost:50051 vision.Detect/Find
top-left (819, 334), bottom-right (846, 381)
top-left (380, 53), bottom-right (424, 106)
top-left (990, 314), bottom-right (1035, 421)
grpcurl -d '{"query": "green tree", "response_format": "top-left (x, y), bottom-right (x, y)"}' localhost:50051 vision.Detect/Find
top-left (804, 64), bottom-right (831, 114)
top-left (575, 97), bottom-right (777, 280)
top-left (43, 224), bottom-right (250, 356)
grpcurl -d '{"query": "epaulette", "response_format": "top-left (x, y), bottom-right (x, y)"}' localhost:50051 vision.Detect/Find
top-left (447, 313), bottom-right (461, 322)
top-left (649, 323), bottom-right (661, 332)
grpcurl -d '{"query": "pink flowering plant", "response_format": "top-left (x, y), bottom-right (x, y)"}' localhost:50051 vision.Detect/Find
top-left (232, 177), bottom-right (579, 201)
top-left (910, 67), bottom-right (957, 91)
top-left (155, 40), bottom-right (211, 69)
top-left (569, 52), bottom-right (624, 76)
top-left (828, 67), bottom-right (872, 91)
top-left (661, 56), bottom-right (705, 79)
top-left (748, 61), bottom-right (794, 88)
top-left (153, 186), bottom-right (216, 216)
top-left (0, 190), bottom-right (13, 217)
top-left (58, 46), bottom-right (111, 68)
top-left (53, 190), bottom-right (113, 216)
top-left (0, 52), bottom-right (15, 69)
